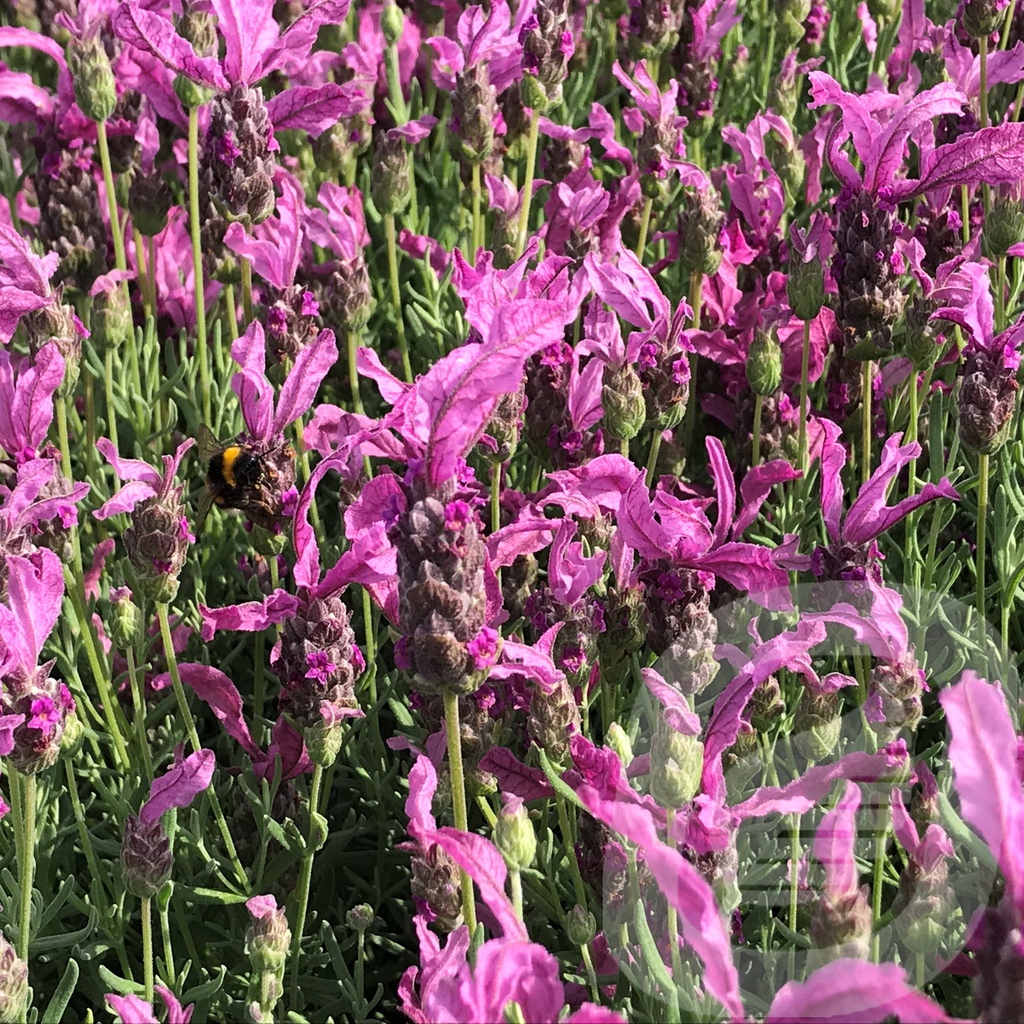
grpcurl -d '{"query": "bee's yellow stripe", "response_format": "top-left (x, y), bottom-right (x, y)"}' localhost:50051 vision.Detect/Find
top-left (220, 446), bottom-right (243, 488)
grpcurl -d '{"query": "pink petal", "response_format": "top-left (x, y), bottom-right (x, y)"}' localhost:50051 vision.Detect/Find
top-left (272, 328), bottom-right (338, 435)
top-left (266, 83), bottom-right (362, 136)
top-left (141, 748), bottom-right (215, 824)
top-left (813, 780), bottom-right (861, 898)
top-left (175, 663), bottom-right (261, 763)
top-left (199, 590), bottom-right (299, 642)
top-left (941, 671), bottom-right (1024, 912)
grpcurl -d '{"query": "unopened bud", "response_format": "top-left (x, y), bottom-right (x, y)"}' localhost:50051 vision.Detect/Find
top-left (93, 283), bottom-right (132, 353)
top-left (959, 0), bottom-right (1003, 38)
top-left (494, 798), bottom-right (537, 870)
top-left (68, 34), bottom-right (117, 122)
top-left (371, 134), bottom-right (411, 216)
top-left (605, 722), bottom-right (634, 769)
top-left (246, 895), bottom-right (292, 974)
top-left (0, 935), bottom-right (27, 1024)
top-left (59, 710), bottom-right (84, 760)
top-left (129, 172), bottom-right (172, 237)
top-left (173, 74), bottom-right (213, 111)
top-left (746, 330), bottom-right (782, 396)
top-left (788, 255), bottom-right (825, 320)
top-left (566, 904), bottom-right (597, 946)
top-left (381, 2), bottom-right (405, 45)
top-left (602, 363), bottom-right (646, 440)
top-left (346, 904), bottom-right (374, 931)
top-left (109, 587), bottom-right (142, 650)
top-left (121, 815), bottom-right (173, 898)
top-left (793, 690), bottom-right (842, 761)
top-left (982, 197), bottom-right (1024, 260)
top-left (650, 725), bottom-right (704, 808)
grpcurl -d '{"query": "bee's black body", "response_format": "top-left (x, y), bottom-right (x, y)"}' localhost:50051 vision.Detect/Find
top-left (195, 425), bottom-right (295, 531)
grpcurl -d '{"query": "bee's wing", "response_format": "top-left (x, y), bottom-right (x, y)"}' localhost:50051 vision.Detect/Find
top-left (194, 484), bottom-right (217, 534)
top-left (196, 424), bottom-right (224, 464)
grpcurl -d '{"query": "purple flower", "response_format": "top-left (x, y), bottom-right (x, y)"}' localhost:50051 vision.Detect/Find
top-left (106, 986), bottom-right (193, 1024)
top-left (93, 438), bottom-right (196, 521)
top-left (112, 0), bottom-right (358, 136)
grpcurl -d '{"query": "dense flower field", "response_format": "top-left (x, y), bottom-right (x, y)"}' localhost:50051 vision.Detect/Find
top-left (1, 0), bottom-right (1024, 1019)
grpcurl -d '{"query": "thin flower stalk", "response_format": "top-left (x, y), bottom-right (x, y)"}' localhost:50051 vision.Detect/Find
top-left (288, 762), bottom-right (324, 1010)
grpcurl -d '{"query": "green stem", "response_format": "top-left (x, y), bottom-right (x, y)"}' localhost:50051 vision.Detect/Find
top-left (870, 800), bottom-right (890, 963)
top-left (510, 868), bottom-right (524, 922)
top-left (104, 347), bottom-right (119, 460)
top-left (288, 763), bottom-right (324, 1010)
top-left (907, 368), bottom-right (919, 499)
top-left (554, 792), bottom-right (588, 909)
top-left (160, 898), bottom-right (175, 985)
top-left (241, 256), bottom-right (254, 326)
top-left (635, 197), bottom-right (653, 259)
top-left (490, 459), bottom-right (502, 535)
top-left (385, 37), bottom-right (409, 125)
top-left (980, 34), bottom-right (989, 132)
top-left (1003, 0), bottom-right (1021, 49)
top-left (64, 761), bottom-right (110, 921)
top-left (384, 213), bottom-right (412, 383)
top-left (788, 812), bottom-right (800, 981)
top-left (443, 688), bottom-right (477, 935)
top-left (997, 256), bottom-right (1007, 333)
top-left (188, 107), bottom-right (211, 427)
top-left (664, 809), bottom-right (684, 1006)
top-left (126, 646), bottom-right (153, 783)
top-left (134, 227), bottom-right (152, 321)
top-left (644, 429), bottom-right (663, 489)
top-left (798, 318), bottom-right (811, 475)
top-left (148, 235), bottom-right (158, 313)
top-left (470, 161), bottom-right (482, 262)
top-left (977, 453), bottom-right (990, 650)
top-left (861, 359), bottom-right (873, 485)
top-left (751, 393), bottom-right (763, 468)
top-left (95, 120), bottom-right (128, 275)
top-left (141, 896), bottom-right (154, 1004)
top-left (516, 111), bottom-right (541, 257)
top-left (157, 603), bottom-right (248, 888)
top-left (223, 283), bottom-right (239, 342)
top-left (347, 329), bottom-right (365, 415)
top-left (16, 773), bottom-right (36, 962)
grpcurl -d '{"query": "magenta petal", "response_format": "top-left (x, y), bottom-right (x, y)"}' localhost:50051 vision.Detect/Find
top-left (941, 671), bottom-right (1024, 912)
top-left (110, 2), bottom-right (227, 89)
top-left (175, 663), bottom-right (261, 763)
top-left (140, 749), bottom-right (215, 824)
top-left (734, 747), bottom-right (909, 819)
top-left (766, 959), bottom-right (956, 1023)
top-left (105, 993), bottom-right (159, 1024)
top-left (210, 0), bottom-right (276, 87)
top-left (272, 328), bottom-right (338, 434)
top-left (642, 667), bottom-right (702, 736)
top-left (154, 986), bottom-right (192, 1024)
top-left (705, 437), bottom-right (735, 548)
top-left (259, 0), bottom-right (351, 79)
top-left (266, 83), bottom-right (361, 136)
top-left (564, 1007), bottom-right (628, 1024)
top-left (0, 714), bottom-right (24, 757)
top-left (814, 780), bottom-right (861, 898)
top-left (199, 591), bottom-right (299, 641)
top-left (95, 437), bottom-right (163, 485)
top-left (94, 481), bottom-right (157, 520)
top-left (231, 323), bottom-right (275, 438)
top-left (421, 298), bottom-right (574, 489)
top-left (431, 828), bottom-right (528, 941)
top-left (734, 459), bottom-right (801, 537)
top-left (262, 716), bottom-right (312, 781)
top-left (575, 786), bottom-right (743, 1019)
top-left (2, 550), bottom-right (63, 670)
top-left (406, 754), bottom-right (439, 839)
top-left (477, 748), bottom-right (553, 801)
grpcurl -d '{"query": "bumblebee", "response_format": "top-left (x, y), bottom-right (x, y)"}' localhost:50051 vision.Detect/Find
top-left (195, 425), bottom-right (296, 532)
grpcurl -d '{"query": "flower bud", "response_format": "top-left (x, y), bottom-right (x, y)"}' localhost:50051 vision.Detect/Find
top-left (957, 346), bottom-right (1019, 455)
top-left (788, 253), bottom-right (825, 320)
top-left (128, 172), bottom-right (172, 237)
top-left (3, 672), bottom-right (75, 774)
top-left (0, 935), bottom-right (27, 1024)
top-left (346, 904), bottom-right (374, 931)
top-left (650, 722), bottom-right (704, 808)
top-left (179, 2), bottom-right (217, 56)
top-left (746, 330), bottom-right (782, 396)
top-left (246, 895), bottom-right (292, 975)
top-left (982, 197), bottom-right (1024, 260)
top-left (24, 299), bottom-right (80, 399)
top-left (381, 2), bottom-right (405, 45)
top-left (895, 859), bottom-right (953, 955)
top-left (809, 887), bottom-right (872, 966)
top-left (173, 74), bottom-right (213, 111)
top-left (121, 815), bottom-right (173, 898)
top-left (602, 363), bottom-right (646, 441)
top-left (59, 709), bottom-right (84, 760)
top-left (410, 843), bottom-right (463, 932)
top-left (677, 187), bottom-right (724, 276)
top-left (68, 33), bottom-right (117, 122)
top-left (604, 721), bottom-right (634, 770)
top-left (494, 798), bottom-right (537, 870)
top-left (902, 297), bottom-right (941, 372)
top-left (793, 690), bottom-right (842, 761)
top-left (519, 72), bottom-right (557, 113)
top-left (566, 904), bottom-right (596, 946)
top-left (959, 0), bottom-right (1004, 38)
top-left (371, 133), bottom-right (412, 216)
top-left (93, 282), bottom-right (132, 353)
top-left (749, 676), bottom-right (785, 732)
